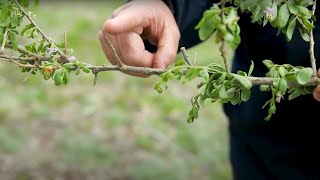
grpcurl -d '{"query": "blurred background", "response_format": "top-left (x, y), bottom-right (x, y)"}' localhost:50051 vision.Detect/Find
top-left (0, 1), bottom-right (233, 179)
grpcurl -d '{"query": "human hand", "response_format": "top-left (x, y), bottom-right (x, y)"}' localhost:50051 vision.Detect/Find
top-left (313, 69), bottom-right (320, 102)
top-left (99, 0), bottom-right (180, 77)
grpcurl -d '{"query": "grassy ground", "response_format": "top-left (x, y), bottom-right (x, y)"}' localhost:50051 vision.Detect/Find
top-left (0, 1), bottom-right (233, 180)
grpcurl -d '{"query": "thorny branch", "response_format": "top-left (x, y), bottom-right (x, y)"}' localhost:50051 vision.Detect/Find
top-left (1, 44), bottom-right (319, 88)
top-left (0, 0), bottom-right (319, 89)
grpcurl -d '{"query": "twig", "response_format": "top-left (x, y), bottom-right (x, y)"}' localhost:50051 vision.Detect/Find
top-left (5, 43), bottom-right (38, 57)
top-left (93, 73), bottom-right (99, 86)
top-left (0, 29), bottom-right (8, 54)
top-left (23, 68), bottom-right (34, 82)
top-left (180, 47), bottom-right (192, 65)
top-left (92, 68), bottom-right (100, 86)
top-left (309, 0), bottom-right (318, 76)
top-left (219, 0), bottom-right (230, 73)
top-left (100, 29), bottom-right (124, 69)
top-left (12, 0), bottom-right (66, 58)
top-left (1, 54), bottom-right (52, 62)
top-left (193, 51), bottom-right (198, 65)
top-left (2, 53), bottom-right (319, 87)
top-left (64, 32), bottom-right (68, 55)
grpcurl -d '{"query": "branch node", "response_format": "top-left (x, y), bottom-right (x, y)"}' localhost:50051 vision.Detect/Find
top-left (92, 69), bottom-right (100, 86)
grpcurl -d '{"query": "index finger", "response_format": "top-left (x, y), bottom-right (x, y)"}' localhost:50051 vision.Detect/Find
top-left (103, 8), bottom-right (150, 35)
top-left (152, 26), bottom-right (180, 69)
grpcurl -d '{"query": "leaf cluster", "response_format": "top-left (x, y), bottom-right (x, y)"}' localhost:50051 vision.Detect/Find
top-left (233, 0), bottom-right (315, 41)
top-left (155, 59), bottom-right (254, 123)
top-left (260, 60), bottom-right (315, 120)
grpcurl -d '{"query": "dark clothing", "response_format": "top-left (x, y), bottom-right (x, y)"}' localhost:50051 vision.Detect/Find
top-left (163, 0), bottom-right (320, 179)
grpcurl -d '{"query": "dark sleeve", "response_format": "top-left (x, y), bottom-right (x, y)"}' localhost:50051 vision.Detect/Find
top-left (163, 0), bottom-right (216, 49)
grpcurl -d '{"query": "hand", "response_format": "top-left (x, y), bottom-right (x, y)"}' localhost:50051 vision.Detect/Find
top-left (99, 0), bottom-right (180, 77)
top-left (313, 69), bottom-right (320, 102)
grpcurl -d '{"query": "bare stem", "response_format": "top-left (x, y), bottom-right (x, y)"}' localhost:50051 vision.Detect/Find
top-left (219, 0), bottom-right (230, 73)
top-left (100, 29), bottom-right (124, 68)
top-left (309, 0), bottom-right (318, 76)
top-left (0, 29), bottom-right (8, 54)
top-left (180, 47), bottom-right (192, 65)
top-left (64, 32), bottom-right (68, 55)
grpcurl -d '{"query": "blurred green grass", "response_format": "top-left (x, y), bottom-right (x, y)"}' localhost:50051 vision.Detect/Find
top-left (0, 1), bottom-right (233, 180)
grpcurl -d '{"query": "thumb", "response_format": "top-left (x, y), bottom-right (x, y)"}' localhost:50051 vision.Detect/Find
top-left (103, 8), bottom-right (149, 35)
top-left (152, 28), bottom-right (180, 69)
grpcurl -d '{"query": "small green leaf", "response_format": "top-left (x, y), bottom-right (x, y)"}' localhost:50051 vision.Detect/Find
top-left (154, 82), bottom-right (163, 94)
top-left (62, 63), bottom-right (74, 69)
top-left (241, 88), bottom-right (251, 102)
top-left (233, 74), bottom-right (252, 89)
top-left (8, 31), bottom-right (18, 50)
top-left (10, 16), bottom-right (21, 28)
top-left (80, 63), bottom-right (91, 73)
top-left (53, 69), bottom-right (64, 86)
top-left (288, 88), bottom-right (304, 100)
top-left (298, 26), bottom-right (310, 42)
top-left (230, 92), bottom-right (241, 105)
top-left (219, 84), bottom-right (229, 99)
top-left (62, 70), bottom-right (70, 85)
top-left (296, 68), bottom-right (313, 85)
top-left (175, 59), bottom-right (187, 67)
top-left (278, 78), bottom-right (288, 94)
top-left (299, 15), bottom-right (314, 30)
top-left (287, 0), bottom-right (298, 14)
top-left (297, 6), bottom-right (311, 17)
top-left (286, 17), bottom-right (296, 41)
top-left (216, 72), bottom-right (226, 85)
top-left (0, 5), bottom-right (10, 23)
top-left (275, 4), bottom-right (290, 29)
top-left (197, 12), bottom-right (217, 41)
top-left (248, 60), bottom-right (254, 76)
top-left (263, 60), bottom-right (274, 69)
top-left (75, 68), bottom-right (81, 75)
top-left (278, 66), bottom-right (287, 77)
top-left (260, 85), bottom-right (270, 92)
top-left (200, 69), bottom-right (210, 83)
top-left (184, 68), bottom-right (202, 82)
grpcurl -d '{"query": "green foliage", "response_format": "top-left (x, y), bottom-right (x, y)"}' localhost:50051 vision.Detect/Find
top-left (155, 59), bottom-right (254, 123)
top-left (261, 60), bottom-right (315, 120)
top-left (155, 0), bottom-right (318, 122)
top-left (233, 0), bottom-right (314, 41)
top-left (195, 4), bottom-right (241, 49)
